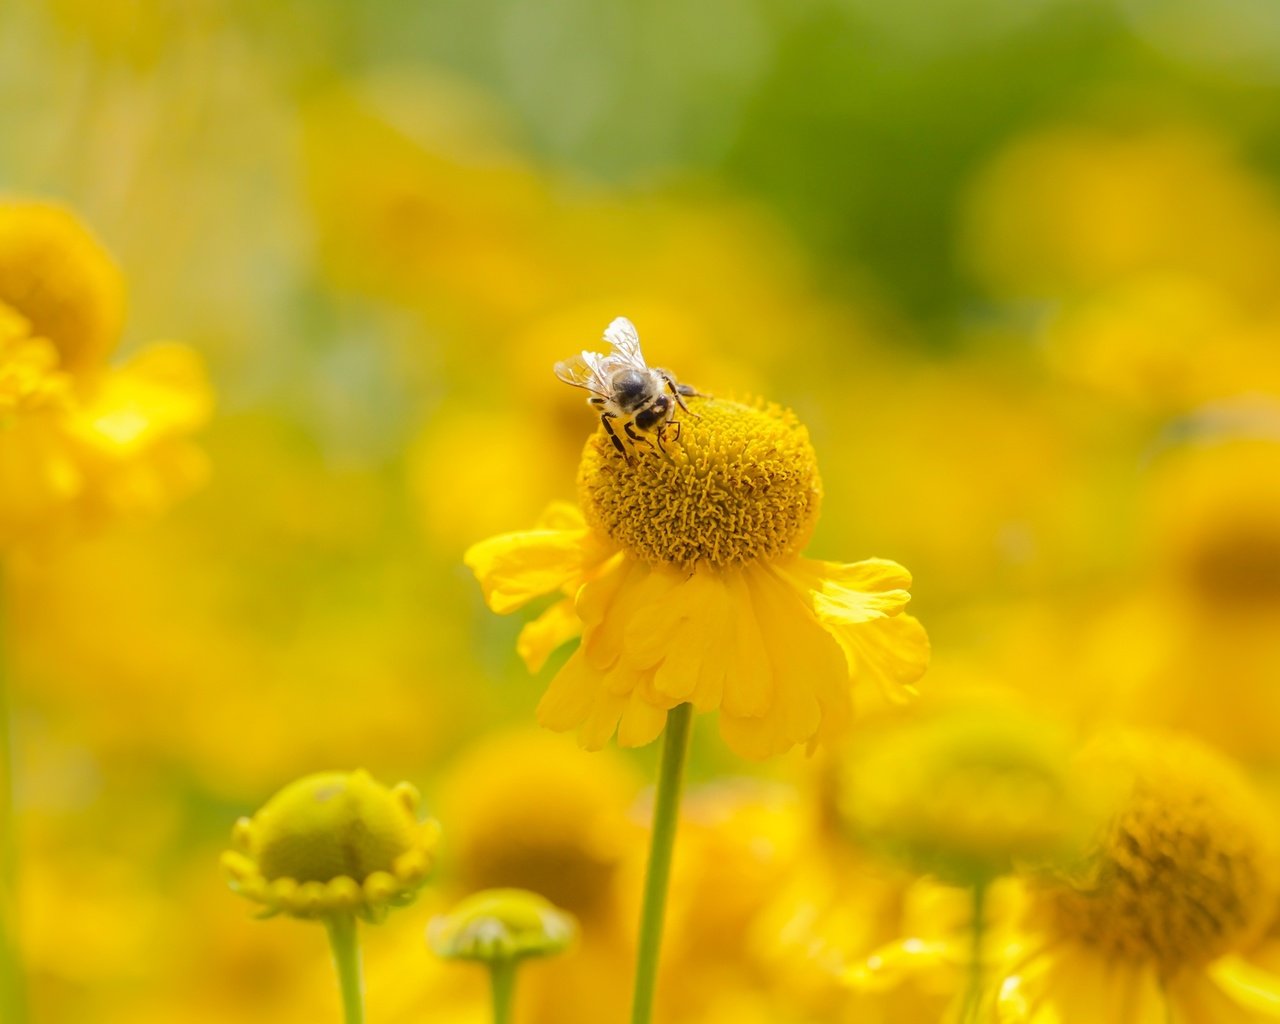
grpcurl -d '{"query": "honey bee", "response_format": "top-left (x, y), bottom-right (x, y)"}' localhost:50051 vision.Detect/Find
top-left (554, 317), bottom-right (699, 460)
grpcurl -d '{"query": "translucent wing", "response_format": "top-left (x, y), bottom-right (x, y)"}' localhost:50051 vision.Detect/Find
top-left (602, 316), bottom-right (647, 369)
top-left (553, 350), bottom-right (611, 396)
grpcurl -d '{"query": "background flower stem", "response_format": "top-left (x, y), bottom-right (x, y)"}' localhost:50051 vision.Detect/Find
top-left (489, 958), bottom-right (517, 1024)
top-left (963, 879), bottom-right (988, 1023)
top-left (0, 570), bottom-right (26, 1024)
top-left (629, 701), bottom-right (693, 1024)
top-left (324, 913), bottom-right (365, 1024)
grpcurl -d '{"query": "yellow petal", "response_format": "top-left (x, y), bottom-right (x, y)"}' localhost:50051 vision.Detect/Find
top-left (465, 526), bottom-right (590, 614)
top-left (516, 598), bottom-right (581, 673)
top-left (616, 695), bottom-right (669, 748)
top-left (719, 569), bottom-right (774, 719)
top-left (536, 648), bottom-right (599, 733)
top-left (582, 560), bottom-right (673, 672)
top-left (839, 613), bottom-right (931, 704)
top-left (997, 945), bottom-right (1164, 1024)
top-left (789, 556), bottom-right (915, 625)
top-left (1168, 960), bottom-right (1280, 1023)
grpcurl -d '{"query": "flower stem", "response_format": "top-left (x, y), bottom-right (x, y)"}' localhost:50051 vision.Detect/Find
top-left (489, 959), bottom-right (517, 1024)
top-left (0, 571), bottom-right (26, 1024)
top-left (325, 913), bottom-right (364, 1024)
top-left (962, 880), bottom-right (988, 1024)
top-left (629, 702), bottom-right (693, 1024)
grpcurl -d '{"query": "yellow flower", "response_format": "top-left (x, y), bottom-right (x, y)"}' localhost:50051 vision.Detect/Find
top-left (428, 889), bottom-right (577, 964)
top-left (0, 200), bottom-right (125, 375)
top-left (996, 731), bottom-right (1280, 1023)
top-left (465, 394), bottom-right (929, 758)
top-left (838, 702), bottom-right (1109, 886)
top-left (0, 199), bottom-right (212, 546)
top-left (439, 729), bottom-right (638, 924)
top-left (222, 770), bottom-right (440, 922)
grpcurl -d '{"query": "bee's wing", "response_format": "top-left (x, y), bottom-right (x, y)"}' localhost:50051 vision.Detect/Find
top-left (554, 350), bottom-right (611, 397)
top-left (603, 316), bottom-right (647, 369)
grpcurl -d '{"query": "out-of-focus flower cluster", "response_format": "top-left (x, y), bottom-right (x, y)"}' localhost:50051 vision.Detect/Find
top-left (6, 0), bottom-right (1280, 1022)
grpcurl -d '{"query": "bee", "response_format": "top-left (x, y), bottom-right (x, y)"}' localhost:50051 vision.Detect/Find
top-left (554, 317), bottom-right (699, 461)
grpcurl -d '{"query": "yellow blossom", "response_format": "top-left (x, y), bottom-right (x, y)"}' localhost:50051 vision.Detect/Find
top-left (439, 729), bottom-right (639, 924)
top-left (222, 770), bottom-right (440, 922)
top-left (996, 731), bottom-right (1280, 1022)
top-left (466, 377), bottom-right (929, 759)
top-left (0, 198), bottom-right (212, 546)
top-left (837, 702), bottom-right (1109, 886)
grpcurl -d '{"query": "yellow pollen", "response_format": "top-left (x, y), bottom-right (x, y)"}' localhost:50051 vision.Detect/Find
top-left (577, 398), bottom-right (822, 569)
top-left (1040, 733), bottom-right (1279, 976)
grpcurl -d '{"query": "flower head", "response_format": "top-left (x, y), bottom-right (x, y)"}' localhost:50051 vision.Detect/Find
top-left (427, 888), bottom-right (576, 964)
top-left (996, 731), bottom-right (1280, 1023)
top-left (0, 199), bottom-right (125, 375)
top-left (440, 729), bottom-right (637, 922)
top-left (465, 343), bottom-right (929, 759)
top-left (837, 703), bottom-right (1109, 886)
top-left (222, 769), bottom-right (440, 922)
top-left (1035, 732), bottom-right (1278, 975)
top-left (0, 198), bottom-right (212, 546)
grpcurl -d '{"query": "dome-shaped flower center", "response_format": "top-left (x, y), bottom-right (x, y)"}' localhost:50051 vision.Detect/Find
top-left (1184, 525), bottom-right (1280, 607)
top-left (1040, 734), bottom-right (1278, 976)
top-left (577, 398), bottom-right (822, 570)
top-left (0, 200), bottom-right (124, 374)
top-left (249, 770), bottom-right (418, 884)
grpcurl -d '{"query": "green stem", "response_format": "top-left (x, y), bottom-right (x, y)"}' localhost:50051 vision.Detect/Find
top-left (963, 880), bottom-right (988, 1024)
top-left (489, 958), bottom-right (517, 1024)
top-left (0, 569), bottom-right (26, 1024)
top-left (629, 702), bottom-right (693, 1024)
top-left (325, 913), bottom-right (364, 1024)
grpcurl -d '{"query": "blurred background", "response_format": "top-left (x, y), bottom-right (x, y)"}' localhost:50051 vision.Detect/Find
top-left (3, 0), bottom-right (1280, 1020)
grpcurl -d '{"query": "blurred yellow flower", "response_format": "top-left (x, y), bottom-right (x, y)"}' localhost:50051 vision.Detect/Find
top-left (466, 392), bottom-right (928, 758)
top-left (997, 731), bottom-right (1280, 1022)
top-left (0, 199), bottom-right (212, 546)
top-left (222, 770), bottom-right (440, 922)
top-left (439, 729), bottom-right (638, 924)
top-left (837, 702), bottom-right (1107, 886)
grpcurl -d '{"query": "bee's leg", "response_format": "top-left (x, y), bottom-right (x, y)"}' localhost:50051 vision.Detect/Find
top-left (600, 412), bottom-right (629, 458)
top-left (662, 375), bottom-right (700, 418)
top-left (624, 420), bottom-right (657, 455)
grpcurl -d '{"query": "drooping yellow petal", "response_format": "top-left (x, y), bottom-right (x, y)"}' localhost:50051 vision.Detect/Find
top-left (516, 598), bottom-right (581, 673)
top-left (465, 525), bottom-right (594, 614)
top-left (997, 945), bottom-right (1165, 1024)
top-left (616, 694), bottom-right (669, 748)
top-left (794, 557), bottom-right (915, 623)
top-left (719, 569), bottom-right (775, 719)
top-left (1169, 960), bottom-right (1280, 1023)
top-left (581, 560), bottom-right (674, 673)
top-left (839, 613), bottom-right (931, 705)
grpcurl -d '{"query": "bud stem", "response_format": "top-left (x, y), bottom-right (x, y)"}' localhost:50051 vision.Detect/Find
top-left (0, 573), bottom-right (26, 1024)
top-left (489, 959), bottom-right (517, 1024)
top-left (629, 702), bottom-right (693, 1024)
top-left (325, 913), bottom-right (365, 1024)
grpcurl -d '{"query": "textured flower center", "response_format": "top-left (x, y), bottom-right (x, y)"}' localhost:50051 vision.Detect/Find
top-left (1185, 527), bottom-right (1280, 607)
top-left (0, 200), bottom-right (124, 374)
top-left (251, 771), bottom-right (417, 884)
top-left (1041, 735), bottom-right (1278, 976)
top-left (577, 398), bottom-right (822, 569)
